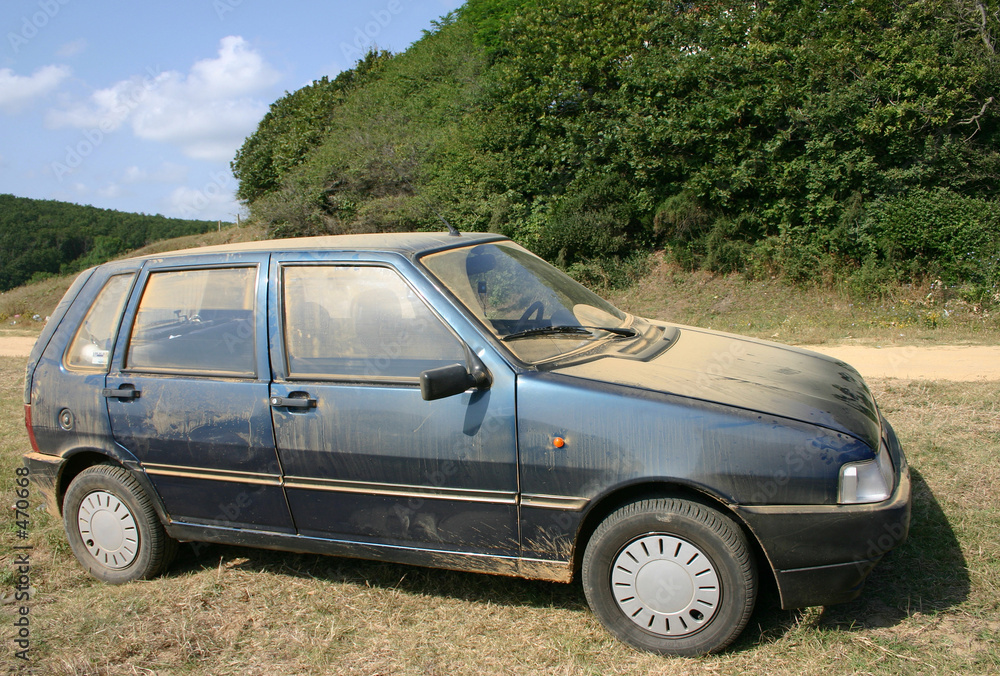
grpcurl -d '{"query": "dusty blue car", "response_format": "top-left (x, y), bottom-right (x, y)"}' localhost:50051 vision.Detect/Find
top-left (23, 232), bottom-right (910, 655)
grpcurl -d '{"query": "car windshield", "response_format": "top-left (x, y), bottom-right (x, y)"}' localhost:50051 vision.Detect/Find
top-left (421, 241), bottom-right (631, 364)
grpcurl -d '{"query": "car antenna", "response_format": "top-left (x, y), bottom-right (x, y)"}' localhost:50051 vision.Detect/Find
top-left (387, 158), bottom-right (461, 237)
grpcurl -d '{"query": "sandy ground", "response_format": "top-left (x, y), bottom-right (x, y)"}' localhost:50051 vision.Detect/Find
top-left (0, 336), bottom-right (996, 381)
top-left (0, 336), bottom-right (38, 358)
top-left (804, 344), bottom-right (1000, 382)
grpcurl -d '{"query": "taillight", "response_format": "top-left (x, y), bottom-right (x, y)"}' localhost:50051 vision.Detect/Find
top-left (24, 404), bottom-right (40, 453)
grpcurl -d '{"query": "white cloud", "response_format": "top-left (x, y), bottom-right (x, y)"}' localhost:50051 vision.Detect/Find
top-left (46, 36), bottom-right (280, 161)
top-left (166, 183), bottom-right (238, 221)
top-left (97, 182), bottom-right (123, 199)
top-left (122, 166), bottom-right (147, 183)
top-left (187, 36), bottom-right (280, 100)
top-left (122, 162), bottom-right (189, 184)
top-left (131, 96), bottom-right (268, 161)
top-left (56, 39), bottom-right (87, 58)
top-left (0, 65), bottom-right (71, 113)
top-left (45, 72), bottom-right (157, 131)
top-left (163, 167), bottom-right (239, 220)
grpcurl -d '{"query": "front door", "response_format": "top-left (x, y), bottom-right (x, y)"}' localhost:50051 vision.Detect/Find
top-left (106, 255), bottom-right (294, 532)
top-left (268, 256), bottom-right (519, 556)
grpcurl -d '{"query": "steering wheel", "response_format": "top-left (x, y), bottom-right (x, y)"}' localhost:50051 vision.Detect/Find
top-left (514, 301), bottom-right (545, 333)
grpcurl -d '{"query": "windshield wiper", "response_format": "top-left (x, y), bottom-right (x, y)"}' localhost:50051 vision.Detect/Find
top-left (502, 325), bottom-right (638, 342)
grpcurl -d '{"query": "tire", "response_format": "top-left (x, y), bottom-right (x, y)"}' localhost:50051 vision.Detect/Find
top-left (63, 463), bottom-right (177, 584)
top-left (581, 498), bottom-right (757, 656)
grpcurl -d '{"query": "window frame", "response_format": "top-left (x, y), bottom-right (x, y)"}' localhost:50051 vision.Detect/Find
top-left (417, 241), bottom-right (633, 369)
top-left (62, 272), bottom-right (137, 373)
top-left (119, 263), bottom-right (261, 379)
top-left (276, 261), bottom-right (469, 385)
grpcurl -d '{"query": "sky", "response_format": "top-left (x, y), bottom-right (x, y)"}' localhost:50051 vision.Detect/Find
top-left (0, 0), bottom-right (465, 222)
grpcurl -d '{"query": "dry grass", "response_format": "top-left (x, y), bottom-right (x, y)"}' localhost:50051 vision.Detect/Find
top-left (606, 253), bottom-right (1000, 346)
top-left (122, 223), bottom-right (268, 259)
top-left (0, 275), bottom-right (78, 330)
top-left (1, 352), bottom-right (999, 674)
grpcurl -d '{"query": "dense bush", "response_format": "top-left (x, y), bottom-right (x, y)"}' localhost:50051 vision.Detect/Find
top-left (231, 50), bottom-right (394, 204)
top-left (233, 0), bottom-right (1000, 293)
top-left (857, 189), bottom-right (1000, 291)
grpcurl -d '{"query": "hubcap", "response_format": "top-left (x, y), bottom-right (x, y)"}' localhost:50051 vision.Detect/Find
top-left (611, 534), bottom-right (720, 637)
top-left (77, 490), bottom-right (139, 569)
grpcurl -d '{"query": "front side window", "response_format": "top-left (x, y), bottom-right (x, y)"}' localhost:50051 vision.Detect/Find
top-left (65, 273), bottom-right (135, 371)
top-left (126, 267), bottom-right (256, 376)
top-left (282, 265), bottom-right (465, 379)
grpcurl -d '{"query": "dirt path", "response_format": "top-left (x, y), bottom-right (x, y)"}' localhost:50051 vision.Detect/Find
top-left (803, 345), bottom-right (1000, 382)
top-left (0, 336), bottom-right (996, 381)
top-left (0, 336), bottom-right (38, 358)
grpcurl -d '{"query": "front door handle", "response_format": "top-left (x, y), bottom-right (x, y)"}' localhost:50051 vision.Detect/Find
top-left (269, 395), bottom-right (317, 409)
top-left (103, 385), bottom-right (141, 400)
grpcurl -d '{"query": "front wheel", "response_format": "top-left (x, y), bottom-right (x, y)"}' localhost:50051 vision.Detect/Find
top-left (63, 463), bottom-right (177, 584)
top-left (582, 498), bottom-right (757, 655)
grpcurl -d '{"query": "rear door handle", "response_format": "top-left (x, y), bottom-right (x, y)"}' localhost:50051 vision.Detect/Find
top-left (269, 395), bottom-right (317, 409)
top-left (103, 385), bottom-right (141, 400)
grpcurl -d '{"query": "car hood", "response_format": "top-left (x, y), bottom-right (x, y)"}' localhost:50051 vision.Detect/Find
top-left (552, 323), bottom-right (882, 450)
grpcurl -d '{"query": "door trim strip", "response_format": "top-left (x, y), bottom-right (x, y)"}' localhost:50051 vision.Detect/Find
top-left (283, 475), bottom-right (518, 504)
top-left (142, 463), bottom-right (282, 486)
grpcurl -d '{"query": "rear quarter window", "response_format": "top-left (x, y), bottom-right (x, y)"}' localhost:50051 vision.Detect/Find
top-left (64, 273), bottom-right (135, 372)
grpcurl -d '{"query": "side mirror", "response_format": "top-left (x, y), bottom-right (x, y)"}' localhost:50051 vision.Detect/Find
top-left (420, 362), bottom-right (491, 401)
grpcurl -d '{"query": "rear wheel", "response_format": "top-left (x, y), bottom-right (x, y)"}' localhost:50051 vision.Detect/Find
top-left (582, 498), bottom-right (757, 655)
top-left (63, 463), bottom-right (177, 583)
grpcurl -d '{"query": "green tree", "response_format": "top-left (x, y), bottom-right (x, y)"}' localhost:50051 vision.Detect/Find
top-left (0, 195), bottom-right (218, 291)
top-left (232, 50), bottom-right (394, 204)
top-left (233, 0), bottom-right (1000, 291)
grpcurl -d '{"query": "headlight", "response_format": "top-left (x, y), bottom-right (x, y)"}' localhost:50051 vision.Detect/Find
top-left (839, 441), bottom-right (895, 504)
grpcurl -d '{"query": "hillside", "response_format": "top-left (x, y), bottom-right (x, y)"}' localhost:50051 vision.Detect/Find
top-left (3, 224), bottom-right (996, 348)
top-left (233, 0), bottom-right (1000, 303)
top-left (0, 194), bottom-right (224, 291)
top-left (0, 223), bottom-right (266, 326)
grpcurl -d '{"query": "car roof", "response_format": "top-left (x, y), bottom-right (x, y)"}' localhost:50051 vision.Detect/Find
top-left (128, 231), bottom-right (508, 261)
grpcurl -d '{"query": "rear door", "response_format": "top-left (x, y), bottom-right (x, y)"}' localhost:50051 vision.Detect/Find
top-left (268, 253), bottom-right (519, 556)
top-left (105, 253), bottom-right (294, 532)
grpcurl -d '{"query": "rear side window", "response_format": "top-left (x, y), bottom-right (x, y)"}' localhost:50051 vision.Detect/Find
top-left (126, 267), bottom-right (256, 376)
top-left (282, 265), bottom-right (465, 379)
top-left (65, 273), bottom-right (135, 371)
